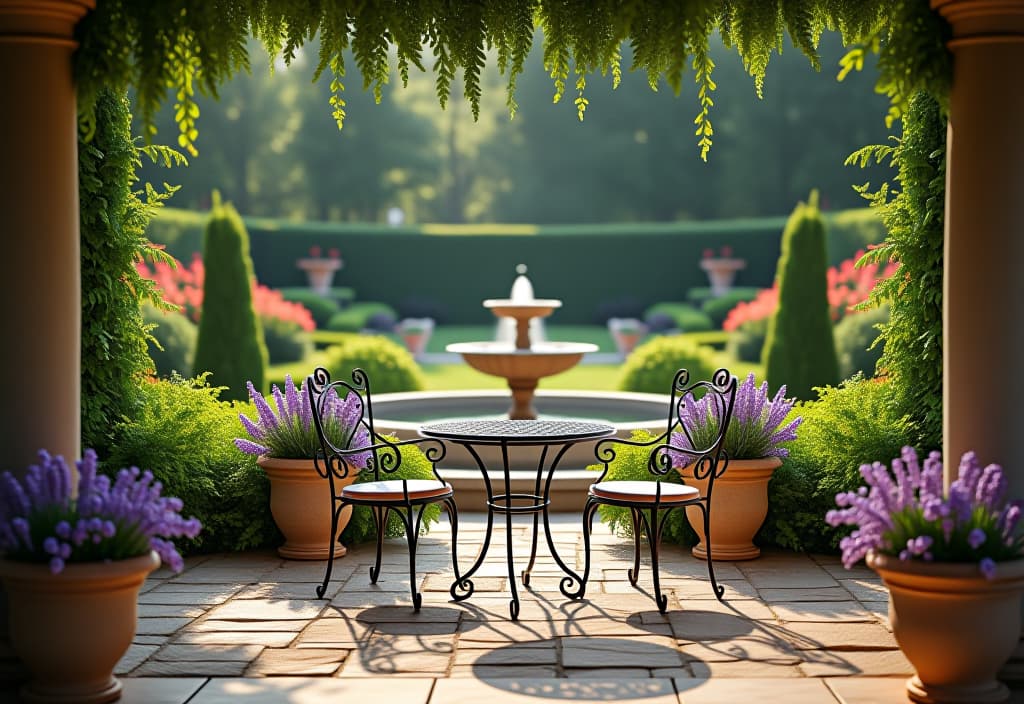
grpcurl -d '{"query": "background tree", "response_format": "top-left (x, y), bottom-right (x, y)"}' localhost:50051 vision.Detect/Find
top-left (192, 195), bottom-right (268, 401)
top-left (763, 190), bottom-right (839, 400)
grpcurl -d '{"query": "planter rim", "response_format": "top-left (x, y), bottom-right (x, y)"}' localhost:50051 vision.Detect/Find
top-left (679, 456), bottom-right (783, 477)
top-left (257, 455), bottom-right (318, 469)
top-left (868, 551), bottom-right (1024, 584)
top-left (0, 549), bottom-right (160, 582)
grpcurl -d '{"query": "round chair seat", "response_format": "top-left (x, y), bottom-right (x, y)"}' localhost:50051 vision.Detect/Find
top-left (342, 479), bottom-right (452, 502)
top-left (590, 480), bottom-right (699, 504)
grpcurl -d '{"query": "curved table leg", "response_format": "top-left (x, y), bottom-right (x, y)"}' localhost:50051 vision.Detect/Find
top-left (522, 445), bottom-right (549, 588)
top-left (450, 442), bottom-right (495, 603)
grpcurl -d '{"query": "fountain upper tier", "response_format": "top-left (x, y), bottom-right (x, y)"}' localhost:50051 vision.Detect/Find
top-left (484, 298), bottom-right (561, 349)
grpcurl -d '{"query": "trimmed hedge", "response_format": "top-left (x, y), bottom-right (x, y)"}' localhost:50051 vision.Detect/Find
top-left (701, 288), bottom-right (762, 328)
top-left (835, 304), bottom-right (889, 380)
top-left (277, 289), bottom-right (341, 328)
top-left (643, 303), bottom-right (713, 333)
top-left (143, 304), bottom-right (196, 377)
top-left (618, 335), bottom-right (718, 394)
top-left (147, 207), bottom-right (884, 325)
top-left (326, 302), bottom-right (398, 332)
top-left (262, 316), bottom-right (312, 364)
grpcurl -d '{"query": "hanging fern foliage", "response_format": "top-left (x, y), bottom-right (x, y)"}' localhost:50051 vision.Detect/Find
top-left (73, 1), bottom-right (952, 158)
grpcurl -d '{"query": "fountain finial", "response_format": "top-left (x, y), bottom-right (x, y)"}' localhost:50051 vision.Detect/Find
top-left (516, 263), bottom-right (527, 275)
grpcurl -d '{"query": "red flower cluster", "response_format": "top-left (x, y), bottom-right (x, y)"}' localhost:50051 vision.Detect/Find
top-left (722, 251), bottom-right (899, 331)
top-left (137, 254), bottom-right (314, 331)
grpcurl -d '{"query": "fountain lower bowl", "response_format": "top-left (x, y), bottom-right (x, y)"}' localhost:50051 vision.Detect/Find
top-left (446, 341), bottom-right (599, 379)
top-left (373, 389), bottom-right (668, 511)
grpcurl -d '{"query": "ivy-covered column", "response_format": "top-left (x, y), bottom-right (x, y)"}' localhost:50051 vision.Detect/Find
top-left (933, 0), bottom-right (1024, 491)
top-left (0, 0), bottom-right (92, 469)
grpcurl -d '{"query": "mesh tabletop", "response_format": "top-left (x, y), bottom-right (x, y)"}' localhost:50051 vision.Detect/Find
top-left (419, 419), bottom-right (615, 444)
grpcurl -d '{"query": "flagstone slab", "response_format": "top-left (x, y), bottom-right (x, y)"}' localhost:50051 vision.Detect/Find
top-left (133, 635), bottom-right (169, 645)
top-left (423, 575), bottom-right (505, 592)
top-left (204, 598), bottom-right (326, 621)
top-left (457, 622), bottom-right (560, 644)
top-left (429, 678), bottom-right (678, 704)
top-left (450, 665), bottom-right (559, 678)
top-left (140, 590), bottom-right (238, 606)
top-left (839, 579), bottom-right (889, 602)
top-left (775, 622), bottom-right (899, 650)
top-left (184, 619), bottom-right (307, 633)
top-left (667, 611), bottom-right (760, 640)
top-left (739, 567), bottom-right (839, 589)
top-left (674, 676), bottom-right (839, 703)
top-left (293, 617), bottom-right (374, 647)
top-left (799, 649), bottom-right (914, 677)
top-left (136, 617), bottom-right (194, 636)
top-left (454, 647), bottom-right (558, 666)
top-left (687, 660), bottom-right (803, 678)
top-left (670, 580), bottom-right (758, 600)
top-left (233, 583), bottom-right (335, 600)
top-left (169, 568), bottom-right (272, 584)
top-left (768, 601), bottom-right (877, 623)
top-left (154, 644), bottom-right (264, 662)
top-left (336, 604), bottom-right (463, 623)
top-left (139, 605), bottom-right (207, 618)
top-left (564, 668), bottom-right (652, 678)
top-left (757, 587), bottom-right (853, 602)
top-left (188, 676), bottom-right (433, 703)
top-left (338, 650), bottom-right (451, 675)
top-left (119, 677), bottom-right (206, 704)
top-left (115, 644), bottom-right (159, 674)
top-left (677, 637), bottom-right (801, 664)
top-left (554, 617), bottom-right (673, 638)
top-left (172, 631), bottom-right (298, 647)
top-left (133, 660), bottom-right (249, 676)
top-left (561, 636), bottom-right (683, 668)
top-left (678, 597), bottom-right (775, 620)
top-left (824, 676), bottom-right (913, 704)
top-left (262, 561), bottom-right (358, 583)
top-left (246, 648), bottom-right (346, 676)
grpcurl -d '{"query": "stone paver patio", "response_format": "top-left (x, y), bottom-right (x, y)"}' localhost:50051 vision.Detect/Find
top-left (17, 513), bottom-right (1024, 703)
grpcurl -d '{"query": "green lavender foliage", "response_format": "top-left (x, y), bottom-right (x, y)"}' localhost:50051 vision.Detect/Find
top-left (192, 197), bottom-right (268, 401)
top-left (74, 2), bottom-right (950, 161)
top-left (105, 375), bottom-right (280, 553)
top-left (759, 376), bottom-right (913, 552)
top-left (848, 93), bottom-right (946, 448)
top-left (763, 191), bottom-right (839, 401)
top-left (78, 89), bottom-right (181, 452)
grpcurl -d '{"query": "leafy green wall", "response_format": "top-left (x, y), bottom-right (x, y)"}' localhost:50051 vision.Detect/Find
top-left (147, 207), bottom-right (883, 325)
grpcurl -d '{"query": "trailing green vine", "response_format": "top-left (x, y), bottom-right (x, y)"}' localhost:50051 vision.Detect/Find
top-left (74, 1), bottom-right (953, 159)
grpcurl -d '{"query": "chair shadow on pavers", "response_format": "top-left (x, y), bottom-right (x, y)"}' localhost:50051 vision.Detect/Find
top-left (307, 366), bottom-right (463, 609)
top-left (563, 367), bottom-right (737, 613)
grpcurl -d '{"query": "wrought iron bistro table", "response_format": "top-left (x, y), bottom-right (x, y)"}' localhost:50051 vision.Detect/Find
top-left (418, 419), bottom-right (615, 620)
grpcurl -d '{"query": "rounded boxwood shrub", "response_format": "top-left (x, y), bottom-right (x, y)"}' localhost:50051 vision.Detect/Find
top-left (262, 316), bottom-right (313, 364)
top-left (277, 288), bottom-right (340, 329)
top-left (323, 334), bottom-right (424, 393)
top-left (142, 303), bottom-right (197, 377)
top-left (835, 304), bottom-right (889, 380)
top-left (617, 335), bottom-right (718, 394)
top-left (726, 318), bottom-right (768, 364)
top-left (326, 302), bottom-right (399, 333)
top-left (643, 303), bottom-right (713, 333)
top-left (701, 288), bottom-right (761, 329)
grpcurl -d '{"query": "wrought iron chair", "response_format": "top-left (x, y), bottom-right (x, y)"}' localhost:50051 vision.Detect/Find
top-left (562, 368), bottom-right (737, 613)
top-left (307, 366), bottom-right (462, 610)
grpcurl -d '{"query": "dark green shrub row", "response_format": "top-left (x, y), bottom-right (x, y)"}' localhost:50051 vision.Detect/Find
top-left (326, 302), bottom-right (398, 332)
top-left (642, 303), bottom-right (713, 333)
top-left (146, 208), bottom-right (884, 325)
top-left (700, 289), bottom-right (762, 328)
top-left (617, 336), bottom-right (718, 394)
top-left (323, 335), bottom-right (424, 393)
top-left (143, 304), bottom-right (197, 377)
top-left (726, 318), bottom-right (768, 363)
top-left (278, 289), bottom-right (341, 328)
top-left (262, 317), bottom-right (313, 364)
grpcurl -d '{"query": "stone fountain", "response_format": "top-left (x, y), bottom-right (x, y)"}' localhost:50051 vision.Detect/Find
top-left (446, 265), bottom-right (598, 419)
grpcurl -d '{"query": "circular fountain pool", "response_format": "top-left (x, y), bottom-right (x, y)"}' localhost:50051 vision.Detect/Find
top-left (374, 389), bottom-right (669, 511)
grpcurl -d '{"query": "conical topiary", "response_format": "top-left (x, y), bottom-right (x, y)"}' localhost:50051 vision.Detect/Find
top-left (763, 191), bottom-right (839, 401)
top-left (192, 194), bottom-right (267, 401)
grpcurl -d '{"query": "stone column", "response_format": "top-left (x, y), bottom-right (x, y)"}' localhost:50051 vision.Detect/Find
top-left (933, 0), bottom-right (1024, 489)
top-left (0, 0), bottom-right (92, 470)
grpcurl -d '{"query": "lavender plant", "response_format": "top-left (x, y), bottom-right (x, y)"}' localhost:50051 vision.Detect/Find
top-left (827, 447), bottom-right (1024, 579)
top-left (235, 374), bottom-right (370, 463)
top-left (0, 449), bottom-right (201, 574)
top-left (669, 373), bottom-right (803, 465)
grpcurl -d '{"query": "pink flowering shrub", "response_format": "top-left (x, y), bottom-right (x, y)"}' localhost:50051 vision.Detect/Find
top-left (137, 254), bottom-right (314, 331)
top-left (723, 250), bottom-right (899, 331)
top-left (826, 447), bottom-right (1024, 579)
top-left (0, 450), bottom-right (201, 574)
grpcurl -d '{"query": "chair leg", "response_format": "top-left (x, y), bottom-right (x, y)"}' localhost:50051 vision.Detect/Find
top-left (640, 506), bottom-right (669, 614)
top-left (562, 497), bottom-right (600, 600)
top-left (400, 504), bottom-right (427, 611)
top-left (369, 506), bottom-right (389, 584)
top-left (628, 507), bottom-right (642, 587)
top-left (442, 497), bottom-right (464, 590)
top-left (697, 500), bottom-right (725, 600)
top-left (317, 500), bottom-right (345, 599)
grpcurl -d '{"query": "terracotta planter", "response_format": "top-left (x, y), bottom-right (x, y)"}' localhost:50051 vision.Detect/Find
top-left (0, 550), bottom-right (159, 703)
top-left (677, 457), bottom-right (782, 560)
top-left (258, 456), bottom-right (357, 560)
top-left (868, 552), bottom-right (1024, 704)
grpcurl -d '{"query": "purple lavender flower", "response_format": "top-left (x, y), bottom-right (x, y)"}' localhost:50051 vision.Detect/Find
top-left (968, 528), bottom-right (986, 550)
top-left (980, 558), bottom-right (997, 580)
top-left (0, 450), bottom-right (201, 575)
